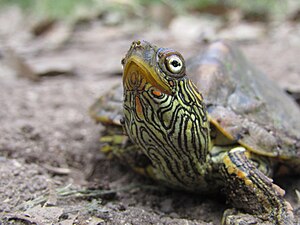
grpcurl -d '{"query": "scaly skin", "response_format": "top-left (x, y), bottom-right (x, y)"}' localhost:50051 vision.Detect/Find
top-left (119, 40), bottom-right (294, 224)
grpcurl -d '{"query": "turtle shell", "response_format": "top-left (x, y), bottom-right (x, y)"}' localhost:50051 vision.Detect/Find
top-left (187, 41), bottom-right (300, 159)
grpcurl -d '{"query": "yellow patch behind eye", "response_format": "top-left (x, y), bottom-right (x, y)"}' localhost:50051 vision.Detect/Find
top-left (152, 90), bottom-right (162, 97)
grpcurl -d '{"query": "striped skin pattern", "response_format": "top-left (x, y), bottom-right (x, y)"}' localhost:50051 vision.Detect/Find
top-left (121, 41), bottom-right (295, 224)
top-left (123, 42), bottom-right (211, 190)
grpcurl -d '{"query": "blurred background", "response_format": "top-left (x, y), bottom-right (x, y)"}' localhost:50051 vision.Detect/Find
top-left (0, 0), bottom-right (300, 92)
top-left (0, 1), bottom-right (300, 224)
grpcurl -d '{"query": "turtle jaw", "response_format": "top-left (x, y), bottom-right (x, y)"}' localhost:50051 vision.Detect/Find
top-left (123, 55), bottom-right (172, 95)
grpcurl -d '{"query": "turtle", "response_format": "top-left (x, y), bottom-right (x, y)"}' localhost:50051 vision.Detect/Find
top-left (90, 40), bottom-right (300, 224)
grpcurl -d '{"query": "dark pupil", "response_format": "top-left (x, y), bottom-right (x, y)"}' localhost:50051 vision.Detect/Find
top-left (171, 60), bottom-right (180, 67)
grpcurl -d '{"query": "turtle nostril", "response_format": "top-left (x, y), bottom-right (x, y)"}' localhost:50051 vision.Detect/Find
top-left (132, 40), bottom-right (141, 47)
top-left (121, 58), bottom-right (125, 65)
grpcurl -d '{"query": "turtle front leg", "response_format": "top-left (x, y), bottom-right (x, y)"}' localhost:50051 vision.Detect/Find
top-left (99, 126), bottom-right (158, 178)
top-left (218, 147), bottom-right (294, 225)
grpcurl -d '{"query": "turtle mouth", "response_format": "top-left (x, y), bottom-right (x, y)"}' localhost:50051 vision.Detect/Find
top-left (123, 55), bottom-right (171, 95)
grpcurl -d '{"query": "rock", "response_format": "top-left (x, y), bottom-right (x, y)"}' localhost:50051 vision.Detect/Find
top-left (2, 47), bottom-right (38, 81)
top-left (29, 58), bottom-right (75, 77)
top-left (31, 18), bottom-right (56, 37)
top-left (169, 15), bottom-right (222, 43)
top-left (25, 205), bottom-right (64, 224)
top-left (218, 22), bottom-right (267, 41)
top-left (102, 11), bottom-right (124, 26)
top-left (32, 22), bottom-right (72, 51)
top-left (160, 198), bottom-right (174, 213)
top-left (2, 46), bottom-right (75, 80)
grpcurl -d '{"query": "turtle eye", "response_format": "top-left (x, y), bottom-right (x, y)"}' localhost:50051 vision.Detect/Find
top-left (157, 48), bottom-right (185, 78)
top-left (165, 55), bottom-right (183, 74)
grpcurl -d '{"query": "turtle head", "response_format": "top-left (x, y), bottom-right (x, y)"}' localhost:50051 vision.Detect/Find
top-left (122, 40), bottom-right (206, 105)
top-left (122, 40), bottom-right (186, 95)
top-left (122, 41), bottom-right (210, 183)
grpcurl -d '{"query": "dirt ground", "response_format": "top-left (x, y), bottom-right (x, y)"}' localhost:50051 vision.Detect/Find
top-left (0, 7), bottom-right (300, 225)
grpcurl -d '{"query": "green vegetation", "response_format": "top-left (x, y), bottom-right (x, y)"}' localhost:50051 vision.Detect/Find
top-left (137, 0), bottom-right (286, 13)
top-left (0, 0), bottom-right (289, 21)
top-left (0, 0), bottom-right (97, 19)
